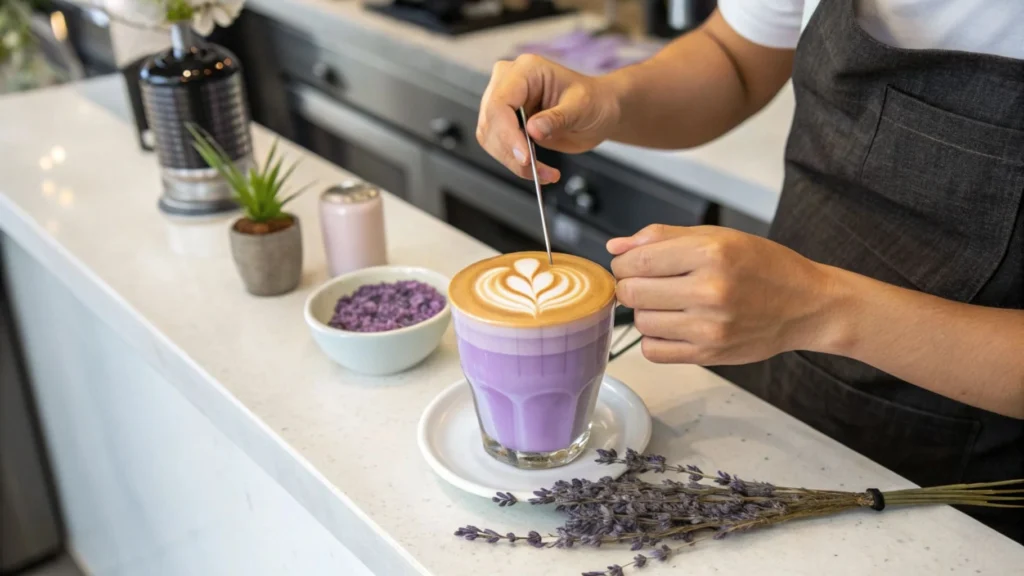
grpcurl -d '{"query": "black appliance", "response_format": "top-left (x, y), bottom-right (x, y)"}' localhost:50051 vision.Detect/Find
top-left (233, 11), bottom-right (714, 272)
top-left (367, 0), bottom-right (570, 36)
top-left (645, 0), bottom-right (716, 39)
top-left (138, 23), bottom-right (254, 216)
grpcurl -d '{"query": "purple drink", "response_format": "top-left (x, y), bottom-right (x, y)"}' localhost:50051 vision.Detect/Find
top-left (449, 252), bottom-right (616, 469)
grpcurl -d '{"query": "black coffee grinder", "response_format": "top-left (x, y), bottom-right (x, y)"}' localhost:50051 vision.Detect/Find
top-left (645, 0), bottom-right (716, 38)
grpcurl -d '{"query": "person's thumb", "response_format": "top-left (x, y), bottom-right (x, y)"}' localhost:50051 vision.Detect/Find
top-left (527, 85), bottom-right (589, 142)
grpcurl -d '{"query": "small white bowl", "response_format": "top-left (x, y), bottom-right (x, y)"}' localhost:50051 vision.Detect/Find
top-left (304, 266), bottom-right (452, 376)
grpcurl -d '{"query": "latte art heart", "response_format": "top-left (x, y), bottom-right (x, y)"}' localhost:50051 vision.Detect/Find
top-left (449, 251), bottom-right (615, 327)
top-left (474, 257), bottom-right (590, 317)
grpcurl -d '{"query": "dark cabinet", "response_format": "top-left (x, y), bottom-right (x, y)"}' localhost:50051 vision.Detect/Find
top-left (0, 253), bottom-right (63, 574)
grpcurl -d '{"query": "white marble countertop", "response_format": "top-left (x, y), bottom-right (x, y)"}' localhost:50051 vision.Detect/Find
top-left (2, 77), bottom-right (1020, 576)
top-left (241, 0), bottom-right (793, 223)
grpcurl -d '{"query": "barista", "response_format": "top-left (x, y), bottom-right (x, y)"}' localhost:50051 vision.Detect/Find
top-left (474, 1), bottom-right (1024, 541)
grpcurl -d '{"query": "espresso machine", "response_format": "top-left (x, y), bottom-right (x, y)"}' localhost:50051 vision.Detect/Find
top-left (645, 0), bottom-right (716, 38)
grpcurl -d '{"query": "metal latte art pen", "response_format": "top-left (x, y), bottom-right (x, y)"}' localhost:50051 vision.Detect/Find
top-left (518, 107), bottom-right (554, 265)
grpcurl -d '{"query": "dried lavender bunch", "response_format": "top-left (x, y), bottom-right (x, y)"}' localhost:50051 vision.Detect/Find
top-left (458, 449), bottom-right (1024, 575)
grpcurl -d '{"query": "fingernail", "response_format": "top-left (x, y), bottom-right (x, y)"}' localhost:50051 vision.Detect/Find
top-left (512, 147), bottom-right (526, 165)
top-left (533, 119), bottom-right (552, 139)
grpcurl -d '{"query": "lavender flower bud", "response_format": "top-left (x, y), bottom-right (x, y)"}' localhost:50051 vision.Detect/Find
top-left (729, 477), bottom-right (748, 496)
top-left (650, 544), bottom-right (672, 561)
top-left (634, 554), bottom-right (648, 568)
top-left (608, 565), bottom-right (625, 576)
top-left (492, 492), bottom-right (517, 507)
top-left (645, 454), bottom-right (667, 473)
top-left (748, 481), bottom-right (776, 497)
top-left (328, 280), bottom-right (446, 332)
top-left (623, 449), bottom-right (646, 473)
top-left (595, 448), bottom-right (619, 464)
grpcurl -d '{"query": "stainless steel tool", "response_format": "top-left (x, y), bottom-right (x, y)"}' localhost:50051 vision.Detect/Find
top-left (517, 107), bottom-right (554, 265)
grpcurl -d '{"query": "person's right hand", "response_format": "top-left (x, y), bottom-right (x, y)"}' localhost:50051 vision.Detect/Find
top-left (477, 55), bottom-right (622, 184)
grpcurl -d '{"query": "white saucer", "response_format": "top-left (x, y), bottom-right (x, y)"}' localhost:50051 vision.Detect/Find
top-left (418, 375), bottom-right (653, 501)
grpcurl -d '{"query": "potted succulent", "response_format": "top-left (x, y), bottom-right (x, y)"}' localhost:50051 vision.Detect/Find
top-left (187, 123), bottom-right (310, 296)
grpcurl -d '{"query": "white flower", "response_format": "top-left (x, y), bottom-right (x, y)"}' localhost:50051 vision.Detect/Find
top-left (189, 0), bottom-right (244, 36)
top-left (97, 1), bottom-right (244, 34)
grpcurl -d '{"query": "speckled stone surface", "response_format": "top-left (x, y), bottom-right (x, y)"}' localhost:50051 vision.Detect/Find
top-left (1, 77), bottom-right (1020, 576)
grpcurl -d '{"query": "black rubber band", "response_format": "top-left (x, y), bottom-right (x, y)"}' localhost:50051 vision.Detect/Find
top-left (866, 488), bottom-right (885, 511)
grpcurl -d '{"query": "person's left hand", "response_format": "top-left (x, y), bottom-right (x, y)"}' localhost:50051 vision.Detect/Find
top-left (608, 224), bottom-right (839, 366)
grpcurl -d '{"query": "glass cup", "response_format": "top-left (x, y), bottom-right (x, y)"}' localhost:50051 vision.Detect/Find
top-left (450, 253), bottom-right (615, 469)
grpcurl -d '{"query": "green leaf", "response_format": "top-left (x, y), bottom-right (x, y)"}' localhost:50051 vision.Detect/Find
top-left (189, 138), bottom-right (243, 192)
top-left (185, 133), bottom-right (315, 221)
top-left (194, 124), bottom-right (247, 185)
top-left (233, 174), bottom-right (256, 213)
top-left (248, 168), bottom-right (266, 218)
top-left (262, 140), bottom-right (280, 181)
top-left (279, 182), bottom-right (315, 207)
top-left (185, 123), bottom-right (247, 191)
top-left (266, 156), bottom-right (285, 197)
top-left (273, 158), bottom-right (302, 197)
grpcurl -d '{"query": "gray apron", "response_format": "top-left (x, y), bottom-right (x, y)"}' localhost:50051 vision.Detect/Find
top-left (714, 0), bottom-right (1024, 542)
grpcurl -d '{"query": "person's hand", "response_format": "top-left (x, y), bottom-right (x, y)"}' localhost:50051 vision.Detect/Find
top-left (608, 224), bottom-right (838, 365)
top-left (477, 55), bottom-right (623, 183)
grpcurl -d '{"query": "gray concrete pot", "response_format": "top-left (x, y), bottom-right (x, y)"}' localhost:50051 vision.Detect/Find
top-left (229, 215), bottom-right (302, 296)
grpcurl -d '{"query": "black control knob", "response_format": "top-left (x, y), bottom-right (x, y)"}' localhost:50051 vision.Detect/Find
top-left (575, 192), bottom-right (595, 214)
top-left (312, 61), bottom-right (341, 87)
top-left (564, 174), bottom-right (588, 197)
top-left (429, 117), bottom-right (461, 150)
top-left (563, 175), bottom-right (595, 213)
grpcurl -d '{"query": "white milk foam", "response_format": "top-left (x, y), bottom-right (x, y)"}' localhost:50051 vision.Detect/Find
top-left (472, 257), bottom-right (590, 318)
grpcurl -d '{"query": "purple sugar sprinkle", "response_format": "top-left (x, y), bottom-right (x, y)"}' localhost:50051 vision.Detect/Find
top-left (328, 280), bottom-right (446, 333)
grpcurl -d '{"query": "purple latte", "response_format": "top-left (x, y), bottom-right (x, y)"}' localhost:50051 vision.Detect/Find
top-left (448, 252), bottom-right (617, 468)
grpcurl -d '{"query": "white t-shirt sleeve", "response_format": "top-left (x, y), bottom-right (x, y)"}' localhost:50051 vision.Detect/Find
top-left (718, 0), bottom-right (806, 49)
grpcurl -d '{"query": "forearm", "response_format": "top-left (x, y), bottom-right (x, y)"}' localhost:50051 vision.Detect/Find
top-left (603, 10), bottom-right (794, 149)
top-left (810, 266), bottom-right (1024, 419)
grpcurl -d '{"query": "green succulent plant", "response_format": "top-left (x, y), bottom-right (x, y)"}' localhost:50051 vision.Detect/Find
top-left (187, 123), bottom-right (311, 223)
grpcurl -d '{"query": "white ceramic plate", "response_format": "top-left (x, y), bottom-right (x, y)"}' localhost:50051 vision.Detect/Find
top-left (418, 376), bottom-right (652, 501)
